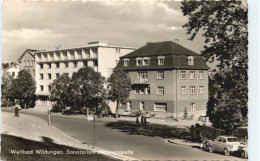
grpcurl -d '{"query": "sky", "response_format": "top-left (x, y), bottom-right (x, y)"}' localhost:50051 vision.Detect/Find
top-left (2, 1), bottom-right (210, 67)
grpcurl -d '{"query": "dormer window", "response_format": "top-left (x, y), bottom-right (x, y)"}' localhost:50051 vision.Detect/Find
top-left (143, 57), bottom-right (150, 66)
top-left (187, 56), bottom-right (194, 65)
top-left (136, 57), bottom-right (143, 66)
top-left (158, 56), bottom-right (165, 65)
top-left (124, 58), bottom-right (130, 67)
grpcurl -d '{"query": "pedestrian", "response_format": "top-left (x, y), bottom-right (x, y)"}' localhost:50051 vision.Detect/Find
top-left (144, 116), bottom-right (147, 125)
top-left (141, 116), bottom-right (144, 125)
top-left (136, 114), bottom-right (140, 125)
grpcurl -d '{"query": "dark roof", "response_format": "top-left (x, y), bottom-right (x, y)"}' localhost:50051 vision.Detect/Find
top-left (116, 41), bottom-right (210, 70)
top-left (18, 49), bottom-right (40, 61)
top-left (121, 41), bottom-right (199, 58)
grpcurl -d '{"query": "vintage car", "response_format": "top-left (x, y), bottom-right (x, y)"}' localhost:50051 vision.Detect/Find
top-left (240, 145), bottom-right (248, 159)
top-left (208, 136), bottom-right (245, 156)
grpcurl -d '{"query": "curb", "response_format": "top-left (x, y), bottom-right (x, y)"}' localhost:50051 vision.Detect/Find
top-left (167, 139), bottom-right (200, 147)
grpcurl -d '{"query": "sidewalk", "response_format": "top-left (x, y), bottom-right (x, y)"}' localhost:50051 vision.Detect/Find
top-left (6, 107), bottom-right (211, 127)
top-left (1, 111), bottom-right (135, 161)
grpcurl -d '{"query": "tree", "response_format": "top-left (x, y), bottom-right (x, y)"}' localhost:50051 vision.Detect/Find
top-left (70, 66), bottom-right (106, 113)
top-left (1, 71), bottom-right (13, 106)
top-left (108, 68), bottom-right (132, 118)
top-left (50, 73), bottom-right (71, 111)
top-left (8, 70), bottom-right (36, 109)
top-left (181, 0), bottom-right (248, 129)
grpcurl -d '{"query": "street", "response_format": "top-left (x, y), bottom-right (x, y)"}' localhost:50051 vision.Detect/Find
top-left (2, 109), bottom-right (247, 161)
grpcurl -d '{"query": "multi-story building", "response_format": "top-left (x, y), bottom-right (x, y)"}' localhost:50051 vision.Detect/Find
top-left (18, 49), bottom-right (40, 79)
top-left (34, 41), bottom-right (136, 109)
top-left (116, 41), bottom-right (210, 118)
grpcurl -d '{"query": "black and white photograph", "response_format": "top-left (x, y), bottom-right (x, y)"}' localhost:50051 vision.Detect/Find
top-left (1, 0), bottom-right (253, 161)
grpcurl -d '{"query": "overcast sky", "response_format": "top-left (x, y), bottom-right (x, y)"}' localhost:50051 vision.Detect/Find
top-left (2, 1), bottom-right (208, 65)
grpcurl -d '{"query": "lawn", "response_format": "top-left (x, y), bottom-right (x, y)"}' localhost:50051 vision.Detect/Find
top-left (1, 134), bottom-right (118, 161)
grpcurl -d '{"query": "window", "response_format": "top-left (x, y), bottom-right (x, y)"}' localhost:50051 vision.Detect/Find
top-left (64, 73), bottom-right (69, 77)
top-left (40, 74), bottom-right (44, 80)
top-left (56, 63), bottom-right (60, 68)
top-left (136, 57), bottom-right (142, 66)
top-left (47, 63), bottom-right (51, 69)
top-left (199, 86), bottom-right (204, 94)
top-left (127, 101), bottom-right (132, 110)
top-left (187, 56), bottom-right (194, 65)
top-left (56, 73), bottom-right (60, 78)
top-left (154, 103), bottom-right (167, 112)
top-left (64, 53), bottom-right (68, 60)
top-left (157, 86), bottom-right (165, 95)
top-left (143, 57), bottom-right (150, 66)
top-left (190, 71), bottom-right (195, 79)
top-left (199, 71), bottom-right (204, 79)
top-left (158, 56), bottom-right (165, 65)
top-left (190, 102), bottom-right (196, 110)
top-left (83, 61), bottom-right (88, 67)
top-left (140, 102), bottom-right (144, 110)
top-left (39, 64), bottom-right (43, 69)
top-left (64, 62), bottom-right (69, 68)
top-left (48, 85), bottom-right (51, 92)
top-left (135, 86), bottom-right (150, 95)
top-left (40, 85), bottom-right (44, 91)
top-left (31, 60), bottom-right (34, 66)
top-left (157, 71), bottom-right (164, 79)
top-left (48, 73), bottom-right (51, 80)
top-left (116, 48), bottom-right (121, 53)
top-left (181, 71), bottom-right (186, 79)
top-left (71, 53), bottom-right (75, 59)
top-left (124, 58), bottom-right (129, 67)
top-left (73, 62), bottom-right (78, 68)
top-left (137, 72), bottom-right (148, 80)
top-left (12, 72), bottom-right (15, 77)
top-left (190, 86), bottom-right (195, 94)
top-left (93, 60), bottom-right (98, 66)
top-left (146, 86), bottom-right (151, 94)
top-left (181, 86), bottom-right (186, 95)
top-left (24, 60), bottom-right (27, 66)
top-left (217, 137), bottom-right (222, 142)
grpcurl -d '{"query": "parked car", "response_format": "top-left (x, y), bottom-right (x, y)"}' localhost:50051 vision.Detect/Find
top-left (11, 104), bottom-right (21, 110)
top-left (240, 145), bottom-right (248, 159)
top-left (129, 110), bottom-right (139, 117)
top-left (208, 136), bottom-right (245, 156)
top-left (120, 109), bottom-right (131, 116)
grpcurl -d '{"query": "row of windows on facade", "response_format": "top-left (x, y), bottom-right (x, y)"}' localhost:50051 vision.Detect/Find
top-left (23, 60), bottom-right (35, 66)
top-left (135, 71), bottom-right (204, 80)
top-left (126, 101), bottom-right (197, 112)
top-left (123, 56), bottom-right (194, 67)
top-left (37, 49), bottom-right (98, 61)
top-left (40, 73), bottom-right (68, 80)
top-left (134, 85), bottom-right (204, 95)
top-left (37, 48), bottom-right (121, 61)
top-left (39, 60), bottom-right (98, 69)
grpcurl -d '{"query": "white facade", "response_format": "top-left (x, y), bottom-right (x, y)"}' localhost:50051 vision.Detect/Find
top-left (34, 41), bottom-right (136, 108)
top-left (3, 63), bottom-right (20, 79)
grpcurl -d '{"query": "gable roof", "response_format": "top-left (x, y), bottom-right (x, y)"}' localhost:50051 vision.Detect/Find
top-left (121, 41), bottom-right (199, 58)
top-left (18, 49), bottom-right (40, 61)
top-left (3, 62), bottom-right (19, 71)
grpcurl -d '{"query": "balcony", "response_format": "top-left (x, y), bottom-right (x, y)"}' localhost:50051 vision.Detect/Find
top-left (132, 79), bottom-right (150, 85)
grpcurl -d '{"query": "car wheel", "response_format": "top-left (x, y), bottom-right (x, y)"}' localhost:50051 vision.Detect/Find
top-left (224, 148), bottom-right (230, 156)
top-left (241, 151), bottom-right (247, 158)
top-left (208, 146), bottom-right (213, 153)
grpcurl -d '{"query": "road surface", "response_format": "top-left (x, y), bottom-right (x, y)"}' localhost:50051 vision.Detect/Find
top-left (2, 109), bottom-right (247, 160)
